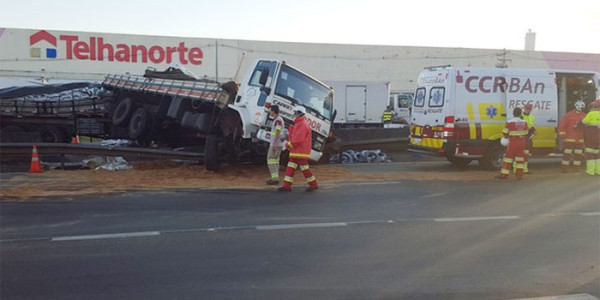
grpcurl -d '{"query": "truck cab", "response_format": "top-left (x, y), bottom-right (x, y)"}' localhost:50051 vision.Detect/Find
top-left (389, 93), bottom-right (413, 124)
top-left (231, 59), bottom-right (334, 161)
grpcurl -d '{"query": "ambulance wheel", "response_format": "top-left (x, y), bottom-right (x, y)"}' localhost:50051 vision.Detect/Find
top-left (446, 156), bottom-right (472, 168)
top-left (479, 145), bottom-right (504, 170)
top-left (204, 134), bottom-right (220, 171)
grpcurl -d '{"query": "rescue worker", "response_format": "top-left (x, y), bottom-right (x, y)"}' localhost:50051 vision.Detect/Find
top-left (496, 107), bottom-right (529, 180)
top-left (558, 100), bottom-right (586, 172)
top-left (581, 99), bottom-right (600, 176)
top-left (382, 105), bottom-right (395, 124)
top-left (520, 103), bottom-right (536, 174)
top-left (266, 105), bottom-right (285, 185)
top-left (278, 106), bottom-right (318, 192)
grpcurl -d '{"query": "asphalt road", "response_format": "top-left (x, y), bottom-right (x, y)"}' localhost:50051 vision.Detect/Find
top-left (1, 162), bottom-right (599, 300)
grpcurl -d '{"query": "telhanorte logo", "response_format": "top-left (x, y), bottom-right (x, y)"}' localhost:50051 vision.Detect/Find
top-left (30, 30), bottom-right (57, 59)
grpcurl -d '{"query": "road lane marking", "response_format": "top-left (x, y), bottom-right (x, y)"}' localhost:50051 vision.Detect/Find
top-left (579, 212), bottom-right (600, 216)
top-left (508, 293), bottom-right (598, 300)
top-left (256, 222), bottom-right (347, 230)
top-left (51, 231), bottom-right (160, 242)
top-left (434, 216), bottom-right (520, 222)
top-left (420, 192), bottom-right (449, 198)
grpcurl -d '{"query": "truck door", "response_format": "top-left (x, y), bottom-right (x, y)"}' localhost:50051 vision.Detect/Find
top-left (346, 86), bottom-right (366, 122)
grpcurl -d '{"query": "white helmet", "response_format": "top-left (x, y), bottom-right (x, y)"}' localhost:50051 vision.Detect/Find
top-left (574, 100), bottom-right (585, 111)
top-left (293, 106), bottom-right (306, 115)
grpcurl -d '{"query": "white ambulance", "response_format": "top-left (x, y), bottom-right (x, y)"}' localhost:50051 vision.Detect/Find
top-left (408, 66), bottom-right (600, 169)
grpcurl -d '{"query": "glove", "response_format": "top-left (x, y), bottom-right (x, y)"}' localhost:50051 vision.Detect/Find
top-left (500, 137), bottom-right (509, 147)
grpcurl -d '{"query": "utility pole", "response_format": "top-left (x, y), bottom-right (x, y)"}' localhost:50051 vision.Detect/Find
top-left (215, 39), bottom-right (219, 82)
top-left (496, 48), bottom-right (511, 68)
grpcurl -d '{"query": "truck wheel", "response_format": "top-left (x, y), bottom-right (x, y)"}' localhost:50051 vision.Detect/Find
top-left (112, 98), bottom-right (135, 126)
top-left (446, 156), bottom-right (472, 168)
top-left (38, 126), bottom-right (66, 143)
top-left (479, 144), bottom-right (504, 170)
top-left (204, 134), bottom-right (220, 171)
top-left (128, 108), bottom-right (152, 140)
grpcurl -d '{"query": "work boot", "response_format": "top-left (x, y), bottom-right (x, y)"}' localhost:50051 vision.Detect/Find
top-left (266, 179), bottom-right (280, 185)
top-left (305, 186), bottom-right (318, 192)
top-left (277, 187), bottom-right (291, 192)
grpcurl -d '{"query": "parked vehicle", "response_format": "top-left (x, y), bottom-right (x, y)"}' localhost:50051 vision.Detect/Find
top-left (389, 93), bottom-right (413, 124)
top-left (327, 82), bottom-right (390, 127)
top-left (408, 66), bottom-right (600, 169)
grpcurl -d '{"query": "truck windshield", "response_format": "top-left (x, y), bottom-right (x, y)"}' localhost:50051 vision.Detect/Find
top-left (275, 65), bottom-right (333, 119)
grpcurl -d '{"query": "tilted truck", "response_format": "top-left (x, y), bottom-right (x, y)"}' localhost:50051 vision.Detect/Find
top-left (408, 66), bottom-right (600, 169)
top-left (100, 59), bottom-right (335, 170)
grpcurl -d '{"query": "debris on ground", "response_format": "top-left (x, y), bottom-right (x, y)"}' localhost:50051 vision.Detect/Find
top-left (329, 149), bottom-right (391, 164)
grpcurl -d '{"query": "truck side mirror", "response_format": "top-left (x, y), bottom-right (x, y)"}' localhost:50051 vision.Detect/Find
top-left (259, 69), bottom-right (269, 85)
top-left (331, 109), bottom-right (337, 122)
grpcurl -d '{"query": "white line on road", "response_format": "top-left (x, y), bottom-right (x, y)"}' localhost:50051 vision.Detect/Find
top-left (256, 222), bottom-right (347, 230)
top-left (51, 231), bottom-right (160, 242)
top-left (434, 216), bottom-right (520, 222)
top-left (579, 212), bottom-right (600, 216)
top-left (508, 293), bottom-right (598, 300)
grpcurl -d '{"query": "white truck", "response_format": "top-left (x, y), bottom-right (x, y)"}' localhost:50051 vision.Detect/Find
top-left (408, 66), bottom-right (600, 169)
top-left (389, 92), bottom-right (413, 124)
top-left (100, 59), bottom-right (335, 170)
top-left (327, 81), bottom-right (390, 127)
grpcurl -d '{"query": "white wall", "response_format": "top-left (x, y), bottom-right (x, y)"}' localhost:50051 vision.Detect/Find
top-left (2, 27), bottom-right (599, 93)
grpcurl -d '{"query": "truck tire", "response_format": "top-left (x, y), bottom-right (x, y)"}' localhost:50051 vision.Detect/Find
top-left (204, 134), bottom-right (220, 171)
top-left (128, 107), bottom-right (152, 140)
top-left (112, 98), bottom-right (135, 126)
top-left (479, 144), bottom-right (504, 170)
top-left (38, 126), bottom-right (66, 143)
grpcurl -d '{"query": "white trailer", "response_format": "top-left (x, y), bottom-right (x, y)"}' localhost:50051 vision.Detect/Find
top-left (326, 81), bottom-right (390, 127)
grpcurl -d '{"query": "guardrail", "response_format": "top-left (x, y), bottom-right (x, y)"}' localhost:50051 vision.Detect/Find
top-left (0, 143), bottom-right (204, 161)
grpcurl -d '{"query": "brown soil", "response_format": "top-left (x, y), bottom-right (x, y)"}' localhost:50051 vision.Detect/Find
top-left (0, 161), bottom-right (565, 200)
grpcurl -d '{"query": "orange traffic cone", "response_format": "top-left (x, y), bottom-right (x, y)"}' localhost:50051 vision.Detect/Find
top-left (71, 135), bottom-right (80, 144)
top-left (29, 144), bottom-right (43, 173)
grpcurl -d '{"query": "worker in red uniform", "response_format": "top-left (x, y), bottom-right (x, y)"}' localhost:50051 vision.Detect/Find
top-left (278, 106), bottom-right (319, 192)
top-left (558, 100), bottom-right (586, 173)
top-left (496, 107), bottom-right (529, 180)
top-left (520, 103), bottom-right (536, 174)
top-left (582, 99), bottom-right (600, 176)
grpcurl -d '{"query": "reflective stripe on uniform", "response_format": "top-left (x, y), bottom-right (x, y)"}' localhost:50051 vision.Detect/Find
top-left (287, 162), bottom-right (298, 169)
top-left (300, 164), bottom-right (310, 171)
top-left (289, 152), bottom-right (311, 159)
top-left (573, 161), bottom-right (582, 166)
top-left (267, 159), bottom-right (279, 165)
top-left (305, 176), bottom-right (316, 183)
top-left (561, 160), bottom-right (571, 166)
top-left (503, 157), bottom-right (514, 163)
top-left (563, 149), bottom-right (573, 154)
top-left (513, 163), bottom-right (525, 169)
top-left (500, 169), bottom-right (510, 175)
top-left (565, 139), bottom-right (576, 142)
top-left (574, 149), bottom-right (583, 154)
top-left (509, 130), bottom-right (528, 136)
top-left (284, 176), bottom-right (294, 183)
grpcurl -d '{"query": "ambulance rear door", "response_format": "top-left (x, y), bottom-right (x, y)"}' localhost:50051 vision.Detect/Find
top-left (504, 70), bottom-right (558, 150)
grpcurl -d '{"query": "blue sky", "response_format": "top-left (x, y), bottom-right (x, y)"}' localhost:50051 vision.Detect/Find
top-left (1, 0), bottom-right (599, 53)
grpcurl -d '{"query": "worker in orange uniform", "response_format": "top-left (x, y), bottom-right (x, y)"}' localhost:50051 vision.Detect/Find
top-left (496, 107), bottom-right (529, 180)
top-left (581, 99), bottom-right (600, 176)
top-left (558, 100), bottom-right (586, 173)
top-left (520, 103), bottom-right (536, 174)
top-left (278, 106), bottom-right (318, 192)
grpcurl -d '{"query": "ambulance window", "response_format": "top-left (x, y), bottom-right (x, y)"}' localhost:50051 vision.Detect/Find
top-left (428, 87), bottom-right (445, 107)
top-left (414, 88), bottom-right (426, 107)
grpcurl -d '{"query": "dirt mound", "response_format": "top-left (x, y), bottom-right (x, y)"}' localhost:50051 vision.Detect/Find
top-left (0, 161), bottom-right (566, 200)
